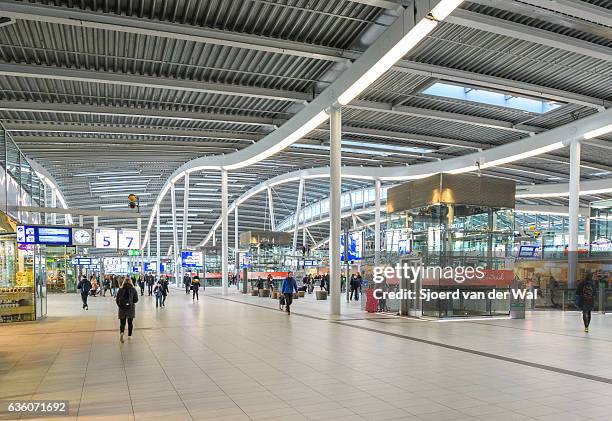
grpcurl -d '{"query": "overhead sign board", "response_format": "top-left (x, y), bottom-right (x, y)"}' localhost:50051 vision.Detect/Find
top-left (96, 228), bottom-right (118, 249)
top-left (182, 251), bottom-right (203, 268)
top-left (119, 229), bottom-right (140, 250)
top-left (17, 225), bottom-right (72, 245)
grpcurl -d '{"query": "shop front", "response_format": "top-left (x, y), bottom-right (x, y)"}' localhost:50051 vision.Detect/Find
top-left (383, 173), bottom-right (517, 318)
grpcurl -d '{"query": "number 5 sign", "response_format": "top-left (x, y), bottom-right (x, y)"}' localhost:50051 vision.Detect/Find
top-left (95, 228), bottom-right (117, 249)
top-left (119, 229), bottom-right (140, 250)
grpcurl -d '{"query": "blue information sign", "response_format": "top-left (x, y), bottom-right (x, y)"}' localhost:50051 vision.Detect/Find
top-left (17, 225), bottom-right (72, 245)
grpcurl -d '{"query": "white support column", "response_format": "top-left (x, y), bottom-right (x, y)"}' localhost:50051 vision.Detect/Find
top-left (568, 140), bottom-right (581, 289)
top-left (234, 205), bottom-right (239, 258)
top-left (137, 217), bottom-right (143, 274)
top-left (374, 178), bottom-right (381, 266)
top-left (51, 188), bottom-right (57, 225)
top-left (221, 169), bottom-right (229, 296)
top-left (170, 183), bottom-right (180, 285)
top-left (79, 215), bottom-right (83, 227)
top-left (329, 106), bottom-right (342, 316)
top-left (156, 208), bottom-right (161, 281)
top-left (182, 173), bottom-right (190, 250)
top-left (292, 178), bottom-right (304, 254)
top-left (267, 187), bottom-right (276, 231)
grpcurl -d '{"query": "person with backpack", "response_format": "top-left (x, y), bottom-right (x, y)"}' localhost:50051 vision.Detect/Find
top-left (191, 275), bottom-right (201, 301)
top-left (115, 278), bottom-right (139, 343)
top-left (76, 275), bottom-right (92, 310)
top-left (281, 271), bottom-right (299, 315)
top-left (153, 281), bottom-right (164, 308)
top-left (576, 272), bottom-right (596, 332)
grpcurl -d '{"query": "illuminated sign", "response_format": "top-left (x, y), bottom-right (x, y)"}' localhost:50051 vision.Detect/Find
top-left (181, 251), bottom-right (203, 268)
top-left (340, 231), bottom-right (363, 261)
top-left (17, 225), bottom-right (72, 245)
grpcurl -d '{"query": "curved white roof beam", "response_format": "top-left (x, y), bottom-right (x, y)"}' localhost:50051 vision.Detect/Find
top-left (27, 158), bottom-right (73, 225)
top-left (196, 169), bottom-right (612, 249)
top-left (143, 103), bottom-right (612, 249)
top-left (142, 0), bottom-right (465, 247)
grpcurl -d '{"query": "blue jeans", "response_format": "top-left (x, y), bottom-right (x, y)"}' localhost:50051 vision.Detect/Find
top-left (156, 295), bottom-right (163, 307)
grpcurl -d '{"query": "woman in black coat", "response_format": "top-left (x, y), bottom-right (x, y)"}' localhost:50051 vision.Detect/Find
top-left (116, 278), bottom-right (139, 343)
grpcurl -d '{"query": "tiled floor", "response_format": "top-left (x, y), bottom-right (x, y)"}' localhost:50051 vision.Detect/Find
top-left (2, 288), bottom-right (612, 420)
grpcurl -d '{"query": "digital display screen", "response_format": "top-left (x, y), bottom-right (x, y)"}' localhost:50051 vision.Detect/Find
top-left (72, 258), bottom-right (93, 265)
top-left (17, 225), bottom-right (72, 245)
top-left (398, 239), bottom-right (411, 255)
top-left (340, 231), bottom-right (363, 261)
top-left (518, 245), bottom-right (539, 258)
top-left (182, 251), bottom-right (203, 268)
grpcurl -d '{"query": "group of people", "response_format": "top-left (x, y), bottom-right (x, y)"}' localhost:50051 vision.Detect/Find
top-left (182, 273), bottom-right (203, 300)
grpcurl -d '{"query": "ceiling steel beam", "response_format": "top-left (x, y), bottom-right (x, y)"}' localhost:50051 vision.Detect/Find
top-left (346, 0), bottom-right (403, 9)
top-left (9, 205), bottom-right (142, 218)
top-left (3, 122), bottom-right (265, 141)
top-left (392, 61), bottom-right (611, 109)
top-left (447, 9), bottom-right (612, 63)
top-left (349, 100), bottom-right (543, 134)
top-left (516, 0), bottom-right (612, 28)
top-left (0, 101), bottom-right (283, 127)
top-left (0, 0), bottom-right (347, 63)
top-left (0, 63), bottom-right (311, 103)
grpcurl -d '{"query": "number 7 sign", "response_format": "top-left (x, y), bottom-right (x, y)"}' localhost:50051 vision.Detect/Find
top-left (118, 229), bottom-right (140, 250)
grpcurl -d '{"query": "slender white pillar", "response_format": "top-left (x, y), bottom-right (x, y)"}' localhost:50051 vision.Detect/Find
top-left (221, 169), bottom-right (229, 296)
top-left (79, 215), bottom-right (83, 227)
top-left (137, 217), bottom-right (143, 273)
top-left (170, 183), bottom-right (180, 285)
top-left (374, 178), bottom-right (381, 266)
top-left (182, 173), bottom-right (190, 250)
top-left (51, 188), bottom-right (57, 225)
top-left (267, 187), bottom-right (276, 231)
top-left (329, 106), bottom-right (342, 316)
top-left (156, 208), bottom-right (161, 280)
top-left (292, 178), bottom-right (304, 254)
top-left (234, 205), bottom-right (239, 258)
top-left (568, 140), bottom-right (581, 288)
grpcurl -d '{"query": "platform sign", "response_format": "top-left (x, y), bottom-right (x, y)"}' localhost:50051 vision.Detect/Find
top-left (96, 228), bottom-right (118, 249)
top-left (17, 225), bottom-right (72, 245)
top-left (72, 257), bottom-right (92, 265)
top-left (118, 229), bottom-right (140, 250)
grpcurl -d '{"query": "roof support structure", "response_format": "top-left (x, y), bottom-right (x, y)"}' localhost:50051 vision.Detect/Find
top-left (0, 1), bottom-right (347, 63)
top-left (516, 0), bottom-right (612, 28)
top-left (447, 9), bottom-right (612, 64)
top-left (0, 63), bottom-right (312, 103)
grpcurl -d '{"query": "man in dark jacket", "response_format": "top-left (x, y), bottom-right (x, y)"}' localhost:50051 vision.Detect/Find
top-left (183, 273), bottom-right (191, 294)
top-left (76, 275), bottom-right (91, 310)
top-left (116, 278), bottom-right (139, 343)
top-left (576, 272), bottom-right (596, 332)
top-left (146, 273), bottom-right (154, 296)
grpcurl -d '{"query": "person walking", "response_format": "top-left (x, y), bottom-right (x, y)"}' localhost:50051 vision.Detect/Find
top-left (116, 278), bottom-right (139, 343)
top-left (76, 275), bottom-right (91, 310)
top-left (161, 276), bottom-right (169, 307)
top-left (102, 276), bottom-right (111, 297)
top-left (153, 280), bottom-right (164, 308)
top-left (281, 271), bottom-right (298, 315)
top-left (191, 275), bottom-right (201, 301)
top-left (111, 275), bottom-right (119, 297)
top-left (576, 272), bottom-right (596, 333)
top-left (137, 275), bottom-right (145, 296)
top-left (183, 273), bottom-right (191, 295)
top-left (146, 273), bottom-right (154, 296)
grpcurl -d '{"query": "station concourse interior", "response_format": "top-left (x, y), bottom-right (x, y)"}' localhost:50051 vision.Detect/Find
top-left (0, 0), bottom-right (612, 420)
